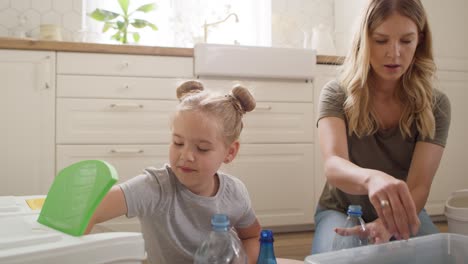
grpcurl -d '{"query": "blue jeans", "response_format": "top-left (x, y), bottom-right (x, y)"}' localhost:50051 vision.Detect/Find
top-left (311, 205), bottom-right (439, 254)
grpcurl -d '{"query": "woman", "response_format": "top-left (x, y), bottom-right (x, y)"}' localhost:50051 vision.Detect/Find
top-left (312, 0), bottom-right (451, 254)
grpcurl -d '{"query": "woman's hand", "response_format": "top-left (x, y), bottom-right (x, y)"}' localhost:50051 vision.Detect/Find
top-left (335, 218), bottom-right (392, 244)
top-left (366, 171), bottom-right (420, 240)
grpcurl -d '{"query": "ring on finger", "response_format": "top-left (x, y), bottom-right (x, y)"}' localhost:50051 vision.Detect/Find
top-left (380, 199), bottom-right (390, 209)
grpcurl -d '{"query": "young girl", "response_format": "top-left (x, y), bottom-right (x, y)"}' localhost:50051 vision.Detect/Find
top-left (86, 80), bottom-right (261, 264)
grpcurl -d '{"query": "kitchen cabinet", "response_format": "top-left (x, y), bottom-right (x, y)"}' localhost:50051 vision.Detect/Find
top-left (199, 78), bottom-right (316, 228)
top-left (56, 52), bottom-right (193, 231)
top-left (0, 49), bottom-right (55, 196)
top-left (421, 0), bottom-right (468, 214)
top-left (423, 0), bottom-right (468, 70)
top-left (426, 71), bottom-right (468, 215)
top-left (312, 65), bottom-right (339, 206)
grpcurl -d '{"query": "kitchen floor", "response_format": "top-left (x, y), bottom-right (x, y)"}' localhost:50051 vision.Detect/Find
top-left (274, 221), bottom-right (449, 261)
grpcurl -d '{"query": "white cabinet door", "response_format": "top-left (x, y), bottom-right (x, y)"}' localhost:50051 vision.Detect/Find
top-left (0, 50), bottom-right (55, 195)
top-left (423, 0), bottom-right (468, 70)
top-left (56, 98), bottom-right (177, 144)
top-left (221, 144), bottom-right (315, 227)
top-left (56, 144), bottom-right (169, 184)
top-left (426, 71), bottom-right (468, 215)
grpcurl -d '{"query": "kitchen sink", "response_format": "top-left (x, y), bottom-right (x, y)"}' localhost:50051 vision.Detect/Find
top-left (194, 43), bottom-right (316, 80)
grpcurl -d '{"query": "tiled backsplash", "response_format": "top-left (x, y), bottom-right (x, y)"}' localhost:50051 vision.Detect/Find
top-left (0, 0), bottom-right (83, 41)
top-left (0, 0), bottom-right (337, 50)
top-left (272, 0), bottom-right (334, 49)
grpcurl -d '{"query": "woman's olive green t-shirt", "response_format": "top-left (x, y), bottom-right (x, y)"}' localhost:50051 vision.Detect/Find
top-left (317, 80), bottom-right (451, 223)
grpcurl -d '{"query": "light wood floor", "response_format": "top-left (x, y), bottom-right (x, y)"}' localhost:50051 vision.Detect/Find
top-left (274, 221), bottom-right (448, 261)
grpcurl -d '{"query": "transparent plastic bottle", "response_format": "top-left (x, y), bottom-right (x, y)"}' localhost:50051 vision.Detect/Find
top-left (194, 214), bottom-right (248, 264)
top-left (256, 229), bottom-right (277, 264)
top-left (331, 205), bottom-right (369, 251)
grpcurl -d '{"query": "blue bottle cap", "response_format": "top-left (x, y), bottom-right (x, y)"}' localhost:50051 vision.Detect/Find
top-left (347, 205), bottom-right (363, 216)
top-left (259, 229), bottom-right (274, 243)
top-left (211, 214), bottom-right (230, 229)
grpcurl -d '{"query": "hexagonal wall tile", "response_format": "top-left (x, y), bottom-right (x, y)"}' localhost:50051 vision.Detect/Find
top-left (23, 9), bottom-right (40, 29)
top-left (0, 0), bottom-right (9, 10)
top-left (52, 0), bottom-right (72, 13)
top-left (72, 0), bottom-right (82, 13)
top-left (11, 0), bottom-right (31, 10)
top-left (0, 9), bottom-right (19, 28)
top-left (62, 11), bottom-right (81, 31)
top-left (0, 25), bottom-right (8, 36)
top-left (41, 10), bottom-right (61, 25)
top-left (31, 0), bottom-right (52, 13)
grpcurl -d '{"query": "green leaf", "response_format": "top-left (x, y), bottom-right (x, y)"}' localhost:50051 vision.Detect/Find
top-left (102, 22), bottom-right (115, 33)
top-left (147, 22), bottom-right (158, 31)
top-left (131, 19), bottom-right (158, 30)
top-left (131, 19), bottom-right (148, 28)
top-left (118, 0), bottom-right (129, 15)
top-left (136, 3), bottom-right (157, 13)
top-left (133, 32), bottom-right (140, 43)
top-left (89, 9), bottom-right (120, 22)
top-left (116, 21), bottom-right (125, 30)
top-left (111, 32), bottom-right (121, 41)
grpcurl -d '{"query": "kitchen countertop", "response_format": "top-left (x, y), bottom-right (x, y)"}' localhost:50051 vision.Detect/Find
top-left (0, 37), bottom-right (344, 65)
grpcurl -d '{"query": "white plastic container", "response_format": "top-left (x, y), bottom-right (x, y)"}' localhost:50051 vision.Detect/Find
top-left (0, 198), bottom-right (146, 264)
top-left (0, 196), bottom-right (43, 216)
top-left (445, 189), bottom-right (468, 235)
top-left (305, 233), bottom-right (468, 264)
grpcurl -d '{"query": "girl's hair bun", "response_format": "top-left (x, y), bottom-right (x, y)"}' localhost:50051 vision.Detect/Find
top-left (231, 85), bottom-right (256, 113)
top-left (176, 80), bottom-right (204, 100)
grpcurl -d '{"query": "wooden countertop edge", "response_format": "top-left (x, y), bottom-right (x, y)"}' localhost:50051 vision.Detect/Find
top-left (0, 37), bottom-right (194, 57)
top-left (0, 37), bottom-right (344, 64)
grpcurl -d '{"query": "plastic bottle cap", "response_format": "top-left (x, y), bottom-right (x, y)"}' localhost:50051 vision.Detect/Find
top-left (347, 205), bottom-right (363, 216)
top-left (211, 214), bottom-right (230, 228)
top-left (259, 229), bottom-right (274, 242)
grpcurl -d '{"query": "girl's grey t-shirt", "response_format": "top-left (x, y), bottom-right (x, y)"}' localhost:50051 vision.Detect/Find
top-left (317, 80), bottom-right (451, 223)
top-left (119, 164), bottom-right (256, 264)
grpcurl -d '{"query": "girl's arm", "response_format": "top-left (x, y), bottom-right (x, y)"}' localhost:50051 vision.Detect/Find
top-left (237, 218), bottom-right (261, 264)
top-left (318, 116), bottom-right (419, 240)
top-left (85, 185), bottom-right (128, 234)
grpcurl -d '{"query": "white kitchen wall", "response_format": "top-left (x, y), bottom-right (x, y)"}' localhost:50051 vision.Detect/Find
top-left (0, 0), bottom-right (83, 41)
top-left (0, 0), bottom-right (337, 49)
top-left (271, 0), bottom-right (334, 49)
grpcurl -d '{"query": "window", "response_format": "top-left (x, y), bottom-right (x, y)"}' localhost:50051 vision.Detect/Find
top-left (85, 0), bottom-right (271, 47)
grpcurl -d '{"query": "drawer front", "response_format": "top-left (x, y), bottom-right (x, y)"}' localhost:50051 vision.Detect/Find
top-left (57, 52), bottom-right (193, 77)
top-left (56, 145), bottom-right (169, 184)
top-left (241, 102), bottom-right (314, 143)
top-left (198, 78), bottom-right (313, 102)
top-left (57, 75), bottom-right (188, 99)
top-left (57, 98), bottom-right (177, 144)
top-left (221, 144), bottom-right (315, 226)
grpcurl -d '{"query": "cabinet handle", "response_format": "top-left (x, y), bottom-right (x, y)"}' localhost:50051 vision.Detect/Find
top-left (255, 105), bottom-right (272, 111)
top-left (37, 55), bottom-right (51, 91)
top-left (109, 103), bottom-right (144, 109)
top-left (121, 61), bottom-right (129, 68)
top-left (110, 149), bottom-right (144, 154)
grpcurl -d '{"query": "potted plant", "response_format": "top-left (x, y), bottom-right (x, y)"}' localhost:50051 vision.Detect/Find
top-left (89, 0), bottom-right (158, 44)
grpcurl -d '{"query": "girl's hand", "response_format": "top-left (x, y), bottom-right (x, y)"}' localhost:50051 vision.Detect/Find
top-left (335, 218), bottom-right (392, 244)
top-left (366, 171), bottom-right (420, 240)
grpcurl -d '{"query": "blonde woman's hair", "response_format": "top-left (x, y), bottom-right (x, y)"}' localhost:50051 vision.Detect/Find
top-left (339, 0), bottom-right (436, 139)
top-left (175, 80), bottom-right (256, 145)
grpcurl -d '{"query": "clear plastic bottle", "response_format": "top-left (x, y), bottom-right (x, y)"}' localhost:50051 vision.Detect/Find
top-left (256, 229), bottom-right (277, 264)
top-left (331, 205), bottom-right (369, 251)
top-left (194, 214), bottom-right (248, 264)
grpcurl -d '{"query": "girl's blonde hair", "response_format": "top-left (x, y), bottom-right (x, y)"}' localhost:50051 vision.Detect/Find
top-left (175, 80), bottom-right (256, 145)
top-left (340, 0), bottom-right (436, 139)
